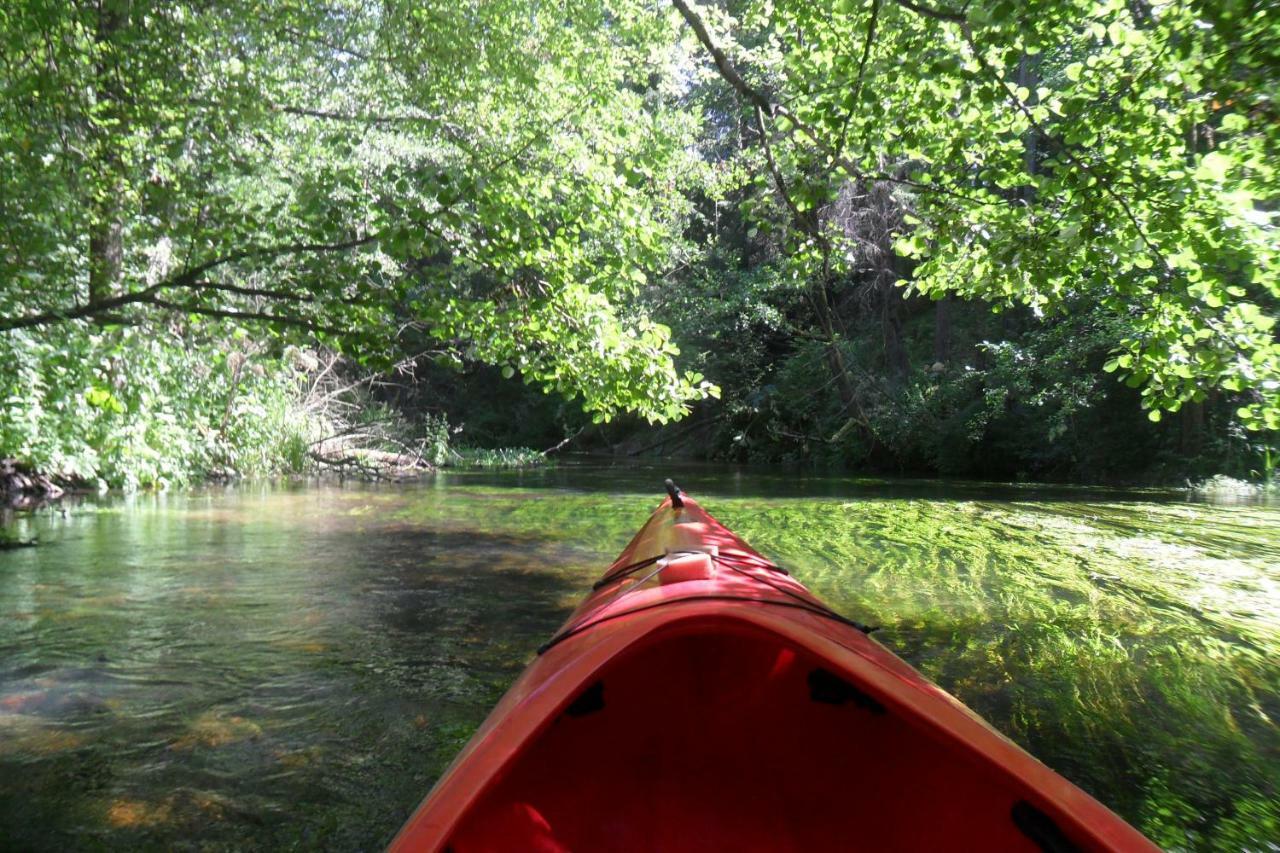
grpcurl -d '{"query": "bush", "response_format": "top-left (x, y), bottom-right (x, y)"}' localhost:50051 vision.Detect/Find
top-left (0, 322), bottom-right (321, 490)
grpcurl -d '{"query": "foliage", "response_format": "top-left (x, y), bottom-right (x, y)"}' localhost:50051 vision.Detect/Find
top-left (445, 447), bottom-right (548, 469)
top-left (0, 318), bottom-right (549, 488)
top-left (0, 0), bottom-right (716, 425)
top-left (2, 0), bottom-right (1277, 486)
top-left (645, 254), bottom-right (796, 402)
top-left (672, 0), bottom-right (1279, 427)
top-left (645, 246), bottom-right (1274, 480)
top-left (865, 307), bottom-right (1137, 475)
top-left (0, 323), bottom-right (315, 489)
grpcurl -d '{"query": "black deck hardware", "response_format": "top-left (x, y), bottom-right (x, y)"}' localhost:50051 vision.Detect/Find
top-left (1011, 800), bottom-right (1081, 853)
top-left (664, 479), bottom-right (684, 508)
top-left (807, 667), bottom-right (886, 714)
top-left (538, 596), bottom-right (869, 656)
top-left (565, 681), bottom-right (606, 717)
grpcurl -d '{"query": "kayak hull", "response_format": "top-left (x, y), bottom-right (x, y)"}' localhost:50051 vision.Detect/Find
top-left (391, 495), bottom-right (1156, 852)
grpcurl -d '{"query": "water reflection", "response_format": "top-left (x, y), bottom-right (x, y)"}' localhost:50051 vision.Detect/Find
top-left (1, 462), bottom-right (1277, 849)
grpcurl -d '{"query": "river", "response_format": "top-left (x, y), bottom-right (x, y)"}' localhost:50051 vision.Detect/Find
top-left (1, 462), bottom-right (1277, 850)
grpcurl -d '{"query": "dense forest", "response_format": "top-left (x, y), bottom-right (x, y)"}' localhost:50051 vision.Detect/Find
top-left (1, 0), bottom-right (1276, 492)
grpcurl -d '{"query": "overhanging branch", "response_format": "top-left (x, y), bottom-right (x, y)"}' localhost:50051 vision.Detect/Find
top-left (671, 0), bottom-right (992, 208)
top-left (273, 105), bottom-right (467, 138)
top-left (956, 23), bottom-right (1169, 267)
top-left (893, 0), bottom-right (966, 23)
top-left (838, 0), bottom-right (882, 153)
top-left (671, 0), bottom-right (773, 115)
top-left (145, 298), bottom-right (356, 336)
top-left (753, 105), bottom-right (822, 242)
top-left (0, 232), bottom-right (380, 333)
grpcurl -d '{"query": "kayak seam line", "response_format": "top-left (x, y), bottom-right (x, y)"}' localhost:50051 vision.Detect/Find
top-left (536, 595), bottom-right (873, 656)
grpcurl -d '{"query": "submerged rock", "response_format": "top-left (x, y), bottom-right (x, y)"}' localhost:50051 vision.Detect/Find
top-left (169, 711), bottom-right (263, 750)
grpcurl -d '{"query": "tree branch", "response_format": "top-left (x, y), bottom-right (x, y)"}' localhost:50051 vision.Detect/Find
top-left (187, 280), bottom-right (319, 304)
top-left (958, 24), bottom-right (1169, 267)
top-left (172, 233), bottom-right (381, 292)
top-left (0, 283), bottom-right (170, 331)
top-left (837, 0), bottom-right (881, 154)
top-left (671, 0), bottom-right (774, 115)
top-left (893, 0), bottom-right (967, 23)
top-left (185, 280), bottom-right (374, 308)
top-left (273, 105), bottom-right (463, 135)
top-left (145, 297), bottom-right (356, 336)
top-left (273, 23), bottom-right (375, 62)
top-left (672, 0), bottom-right (992, 208)
top-left (0, 233), bottom-right (380, 332)
top-left (484, 90), bottom-right (595, 174)
top-left (753, 106), bottom-right (821, 242)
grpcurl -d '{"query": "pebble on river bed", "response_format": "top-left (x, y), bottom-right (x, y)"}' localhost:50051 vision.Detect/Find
top-left (169, 711), bottom-right (263, 750)
top-left (106, 791), bottom-right (231, 829)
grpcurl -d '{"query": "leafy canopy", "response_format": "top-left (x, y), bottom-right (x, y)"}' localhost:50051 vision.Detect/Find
top-left (0, 0), bottom-right (717, 423)
top-left (675, 0), bottom-right (1279, 427)
top-left (3, 0), bottom-right (1275, 432)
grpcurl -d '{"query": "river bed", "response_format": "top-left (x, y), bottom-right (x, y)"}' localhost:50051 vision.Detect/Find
top-left (1, 463), bottom-right (1276, 849)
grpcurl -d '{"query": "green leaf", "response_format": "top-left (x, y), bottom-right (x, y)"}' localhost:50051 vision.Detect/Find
top-left (1198, 151), bottom-right (1231, 182)
top-left (1220, 113), bottom-right (1248, 133)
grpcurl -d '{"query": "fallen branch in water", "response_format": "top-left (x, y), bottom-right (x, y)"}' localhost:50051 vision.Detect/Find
top-left (543, 428), bottom-right (584, 456)
top-left (308, 446), bottom-right (432, 481)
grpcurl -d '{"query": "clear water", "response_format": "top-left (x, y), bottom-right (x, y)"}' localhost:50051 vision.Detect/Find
top-left (1, 462), bottom-right (1276, 850)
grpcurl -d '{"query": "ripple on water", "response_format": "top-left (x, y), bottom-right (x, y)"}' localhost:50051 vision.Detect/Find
top-left (0, 474), bottom-right (1277, 850)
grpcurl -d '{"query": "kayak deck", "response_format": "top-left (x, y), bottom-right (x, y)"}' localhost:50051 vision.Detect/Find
top-left (450, 618), bottom-right (1054, 852)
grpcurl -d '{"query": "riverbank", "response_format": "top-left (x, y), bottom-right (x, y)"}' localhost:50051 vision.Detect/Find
top-left (0, 447), bottom-right (552, 513)
top-left (3, 452), bottom-right (1272, 516)
top-left (0, 327), bottom-right (559, 502)
top-left (6, 321), bottom-right (1273, 503)
top-left (0, 459), bottom-right (72, 509)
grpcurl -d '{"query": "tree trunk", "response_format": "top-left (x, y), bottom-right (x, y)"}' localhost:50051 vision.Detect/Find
top-left (808, 283), bottom-right (857, 408)
top-left (882, 288), bottom-right (908, 384)
top-left (88, 218), bottom-right (123, 305)
top-left (88, 1), bottom-right (126, 306)
top-left (1017, 52), bottom-right (1040, 206)
top-left (1180, 401), bottom-right (1205, 456)
top-left (933, 295), bottom-right (952, 363)
top-left (881, 255), bottom-right (909, 383)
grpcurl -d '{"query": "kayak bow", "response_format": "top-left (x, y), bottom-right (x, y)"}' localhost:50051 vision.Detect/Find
top-left (391, 484), bottom-right (1156, 852)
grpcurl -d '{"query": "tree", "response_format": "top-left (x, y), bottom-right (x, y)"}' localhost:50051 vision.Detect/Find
top-left (0, 0), bottom-right (716, 424)
top-left (671, 0), bottom-right (1279, 429)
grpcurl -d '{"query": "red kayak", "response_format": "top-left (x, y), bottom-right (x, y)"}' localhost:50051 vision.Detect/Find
top-left (391, 483), bottom-right (1156, 851)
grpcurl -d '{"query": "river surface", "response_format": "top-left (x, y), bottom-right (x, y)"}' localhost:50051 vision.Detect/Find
top-left (1, 462), bottom-right (1277, 851)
